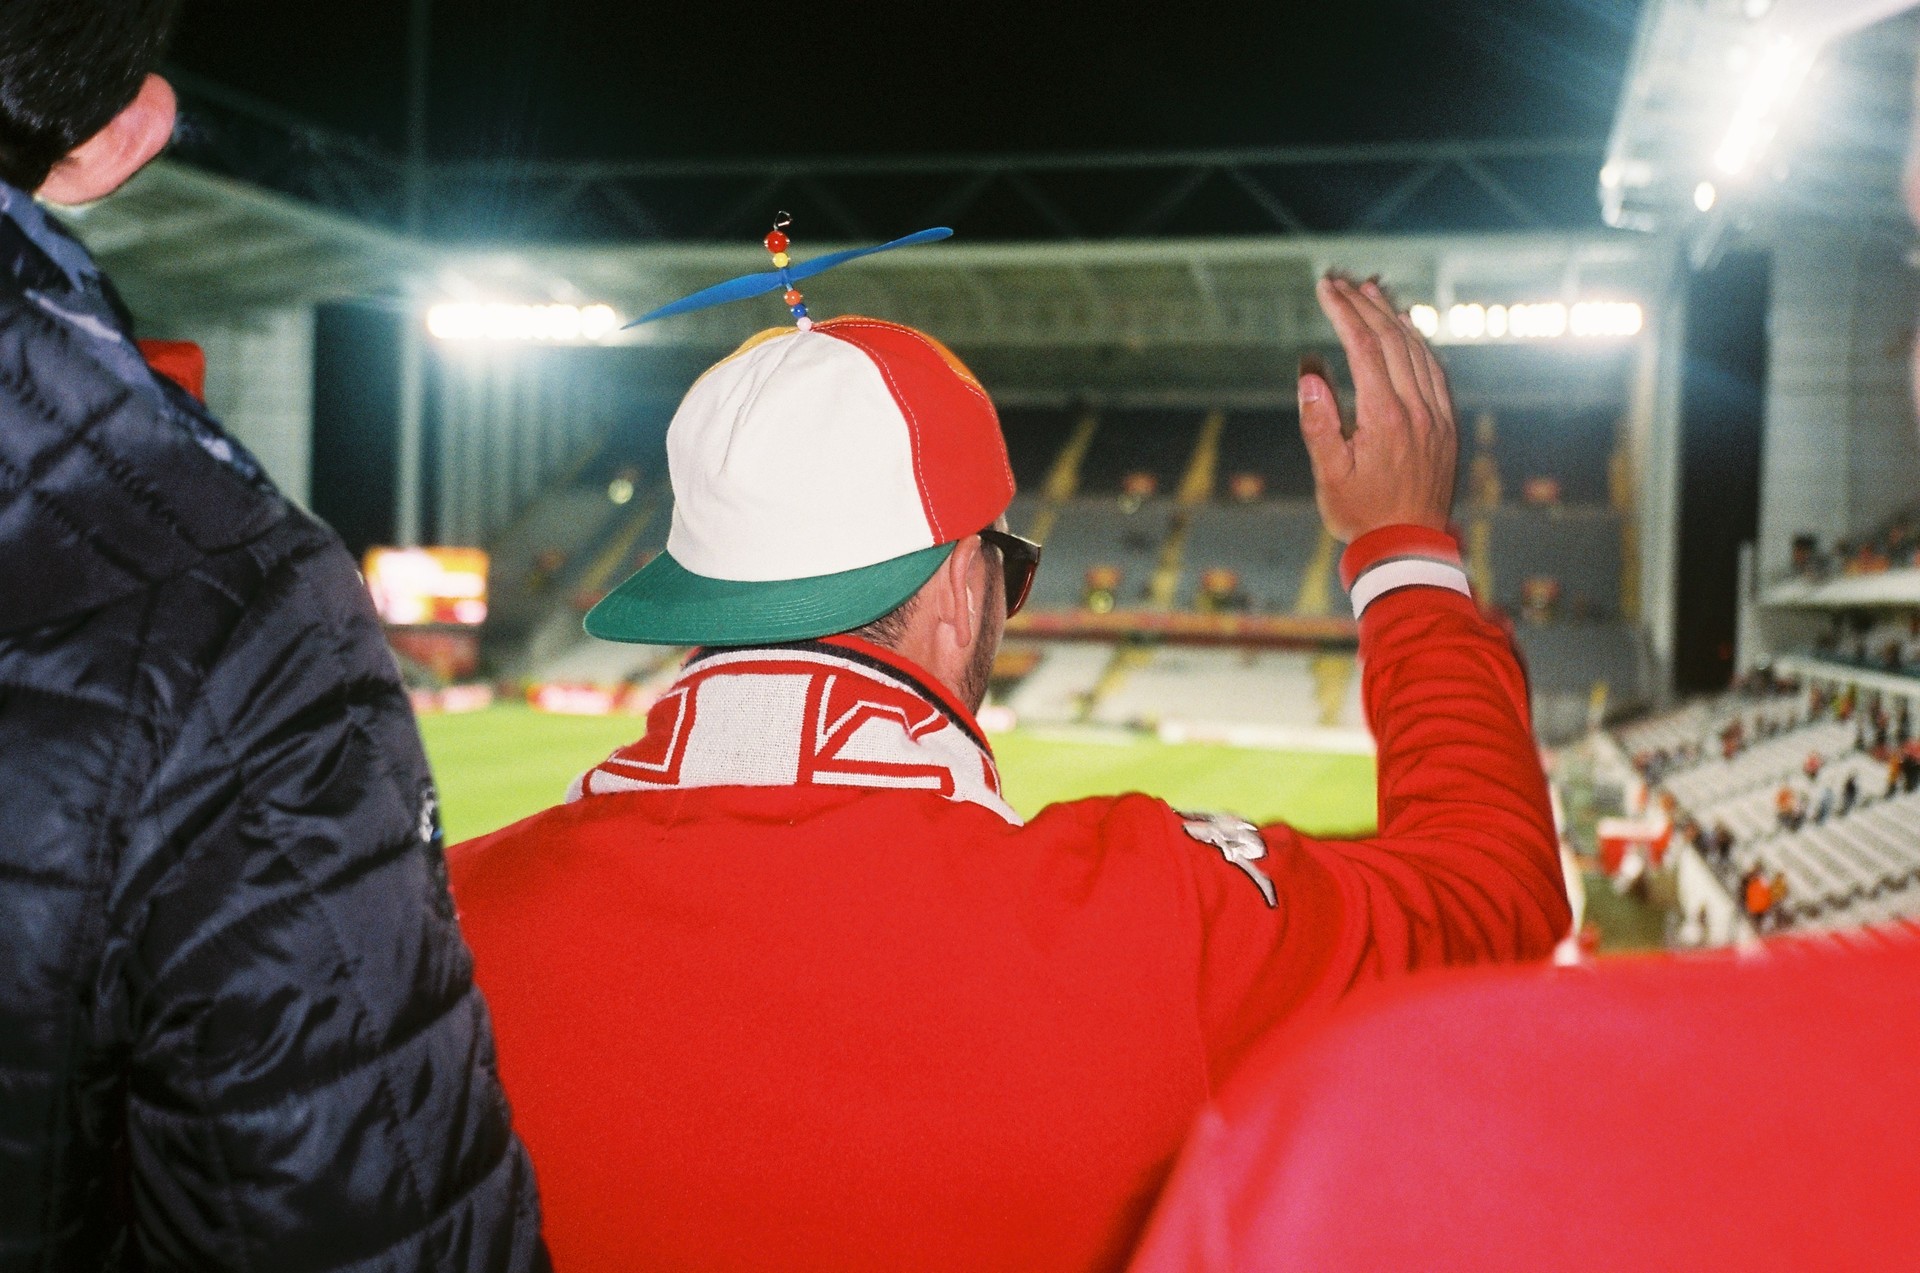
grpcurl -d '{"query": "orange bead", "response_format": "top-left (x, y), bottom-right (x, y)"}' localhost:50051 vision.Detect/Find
top-left (784, 289), bottom-right (803, 306)
top-left (764, 230), bottom-right (790, 254)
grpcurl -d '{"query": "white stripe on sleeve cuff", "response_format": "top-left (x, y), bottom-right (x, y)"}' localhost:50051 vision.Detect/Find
top-left (1348, 555), bottom-right (1473, 619)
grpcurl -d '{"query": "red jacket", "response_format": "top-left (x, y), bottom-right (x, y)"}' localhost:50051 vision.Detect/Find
top-left (449, 525), bottom-right (1570, 1271)
top-left (1128, 931), bottom-right (1920, 1272)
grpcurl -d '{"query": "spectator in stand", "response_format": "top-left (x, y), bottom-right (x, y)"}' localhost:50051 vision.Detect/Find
top-left (0, 6), bottom-right (544, 1265)
top-left (1841, 772), bottom-right (1860, 816)
top-left (1775, 783), bottom-right (1799, 831)
top-left (1713, 822), bottom-right (1737, 865)
top-left (1770, 872), bottom-right (1792, 928)
top-left (1804, 751), bottom-right (1824, 781)
top-left (1744, 868), bottom-right (1775, 932)
top-left (1813, 786), bottom-right (1834, 825)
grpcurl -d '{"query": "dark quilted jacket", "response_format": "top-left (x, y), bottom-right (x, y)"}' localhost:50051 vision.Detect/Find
top-left (0, 197), bottom-right (544, 1268)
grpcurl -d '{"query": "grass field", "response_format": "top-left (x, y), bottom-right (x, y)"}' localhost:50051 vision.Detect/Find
top-left (419, 704), bottom-right (1378, 843)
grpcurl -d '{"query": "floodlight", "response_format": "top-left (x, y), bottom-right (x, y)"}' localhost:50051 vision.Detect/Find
top-left (1418, 299), bottom-right (1642, 345)
top-left (1571, 302), bottom-right (1645, 339)
top-left (1509, 303), bottom-right (1568, 340)
top-left (1715, 36), bottom-right (1815, 178)
top-left (1448, 304), bottom-right (1488, 341)
top-left (1695, 182), bottom-right (1719, 212)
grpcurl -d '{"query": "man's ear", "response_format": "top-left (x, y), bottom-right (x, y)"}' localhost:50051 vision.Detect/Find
top-left (38, 75), bottom-right (177, 206)
top-left (928, 538), bottom-right (985, 647)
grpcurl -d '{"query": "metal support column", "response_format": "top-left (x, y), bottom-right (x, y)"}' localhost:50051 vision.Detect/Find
top-left (395, 0), bottom-right (432, 547)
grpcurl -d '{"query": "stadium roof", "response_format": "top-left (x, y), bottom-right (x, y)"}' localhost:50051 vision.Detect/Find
top-left (1604, 0), bottom-right (1917, 244)
top-left (70, 79), bottom-right (1666, 411)
top-left (68, 159), bottom-right (430, 319)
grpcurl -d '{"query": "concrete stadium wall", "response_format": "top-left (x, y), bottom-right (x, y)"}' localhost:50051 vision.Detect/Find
top-left (1760, 229), bottom-right (1920, 581)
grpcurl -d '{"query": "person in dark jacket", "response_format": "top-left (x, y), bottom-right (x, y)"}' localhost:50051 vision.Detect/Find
top-left (0, 4), bottom-right (543, 1268)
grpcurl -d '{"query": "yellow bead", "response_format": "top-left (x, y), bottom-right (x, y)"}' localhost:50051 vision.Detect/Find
top-left (771, 252), bottom-right (791, 268)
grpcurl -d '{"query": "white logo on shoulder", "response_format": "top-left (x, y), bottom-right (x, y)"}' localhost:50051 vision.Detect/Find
top-left (1181, 812), bottom-right (1278, 908)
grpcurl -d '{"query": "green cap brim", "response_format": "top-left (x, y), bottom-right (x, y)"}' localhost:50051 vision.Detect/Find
top-left (584, 542), bottom-right (957, 646)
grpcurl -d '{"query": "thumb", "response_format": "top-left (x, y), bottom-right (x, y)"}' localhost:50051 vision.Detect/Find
top-left (1297, 371), bottom-right (1351, 482)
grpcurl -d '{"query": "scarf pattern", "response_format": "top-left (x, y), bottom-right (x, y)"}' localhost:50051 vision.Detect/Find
top-left (570, 641), bottom-right (1021, 825)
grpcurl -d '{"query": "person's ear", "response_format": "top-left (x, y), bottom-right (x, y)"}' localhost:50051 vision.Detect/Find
top-left (38, 75), bottom-right (177, 206)
top-left (932, 538), bottom-right (988, 646)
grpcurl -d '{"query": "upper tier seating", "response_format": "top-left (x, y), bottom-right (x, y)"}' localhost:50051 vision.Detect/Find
top-left (1023, 498), bottom-right (1176, 610)
top-left (1179, 502), bottom-right (1329, 613)
top-left (1488, 506), bottom-right (1625, 621)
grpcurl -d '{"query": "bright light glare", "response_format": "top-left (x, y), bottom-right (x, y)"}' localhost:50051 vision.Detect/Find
top-left (1429, 300), bottom-right (1642, 344)
top-left (1695, 181), bottom-right (1718, 212)
top-left (428, 302), bottom-right (622, 343)
top-left (1715, 36), bottom-right (1815, 177)
top-left (1570, 302), bottom-right (1645, 338)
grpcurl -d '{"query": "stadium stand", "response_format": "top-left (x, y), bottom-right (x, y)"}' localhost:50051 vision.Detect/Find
top-left (1179, 502), bottom-right (1330, 612)
top-left (484, 399), bottom-right (1656, 770)
top-left (1021, 497), bottom-right (1179, 610)
top-left (1211, 409), bottom-right (1315, 499)
top-left (1003, 642), bottom-right (1115, 722)
top-left (1074, 410), bottom-right (1203, 493)
top-left (1090, 648), bottom-right (1324, 730)
top-left (1488, 505), bottom-right (1625, 621)
top-left (998, 408), bottom-right (1084, 490)
top-left (1604, 668), bottom-right (1920, 945)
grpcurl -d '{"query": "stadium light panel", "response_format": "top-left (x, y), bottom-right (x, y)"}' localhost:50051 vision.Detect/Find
top-left (427, 301), bottom-right (622, 343)
top-left (1570, 302), bottom-right (1645, 339)
top-left (1695, 181), bottom-right (1719, 212)
top-left (1417, 300), bottom-right (1641, 346)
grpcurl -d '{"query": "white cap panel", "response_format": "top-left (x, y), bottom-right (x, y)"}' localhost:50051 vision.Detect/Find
top-left (664, 332), bottom-right (936, 581)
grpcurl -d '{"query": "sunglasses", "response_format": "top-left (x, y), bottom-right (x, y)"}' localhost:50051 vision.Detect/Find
top-left (978, 528), bottom-right (1043, 618)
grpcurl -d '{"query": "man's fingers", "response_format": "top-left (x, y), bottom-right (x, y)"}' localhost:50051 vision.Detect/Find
top-left (1297, 367), bottom-right (1353, 484)
top-left (1316, 277), bottom-right (1398, 422)
top-left (1397, 311), bottom-right (1440, 415)
top-left (1351, 280), bottom-right (1432, 425)
top-left (1418, 336), bottom-right (1456, 432)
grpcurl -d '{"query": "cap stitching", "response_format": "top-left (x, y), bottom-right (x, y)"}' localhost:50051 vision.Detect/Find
top-left (830, 318), bottom-right (995, 411)
top-left (825, 319), bottom-right (1016, 522)
top-left (820, 323), bottom-right (943, 541)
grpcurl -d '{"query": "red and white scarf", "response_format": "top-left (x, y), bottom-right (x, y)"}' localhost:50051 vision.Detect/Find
top-left (569, 636), bottom-right (1021, 825)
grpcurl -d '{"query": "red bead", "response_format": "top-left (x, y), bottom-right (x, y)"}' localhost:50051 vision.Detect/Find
top-left (784, 289), bottom-right (803, 306)
top-left (764, 230), bottom-right (790, 254)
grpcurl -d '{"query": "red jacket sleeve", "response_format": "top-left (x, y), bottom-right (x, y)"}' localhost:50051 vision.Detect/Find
top-left (1182, 525), bottom-right (1572, 1082)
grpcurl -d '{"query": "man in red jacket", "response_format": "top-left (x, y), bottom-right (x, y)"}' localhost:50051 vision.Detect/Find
top-left (449, 277), bottom-right (1572, 1271)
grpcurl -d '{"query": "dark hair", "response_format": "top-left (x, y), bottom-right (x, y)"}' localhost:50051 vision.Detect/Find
top-left (0, 0), bottom-right (181, 192)
top-left (848, 593), bottom-right (919, 649)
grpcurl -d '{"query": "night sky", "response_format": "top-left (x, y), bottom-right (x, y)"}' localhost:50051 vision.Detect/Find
top-left (170, 1), bottom-right (1645, 162)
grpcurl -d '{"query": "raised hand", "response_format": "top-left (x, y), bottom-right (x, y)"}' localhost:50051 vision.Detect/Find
top-left (1297, 276), bottom-right (1458, 543)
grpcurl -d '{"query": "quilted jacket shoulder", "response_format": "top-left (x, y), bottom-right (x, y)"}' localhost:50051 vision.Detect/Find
top-left (0, 211), bottom-right (542, 1269)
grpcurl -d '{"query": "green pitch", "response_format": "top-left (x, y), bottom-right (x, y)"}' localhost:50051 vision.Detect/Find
top-left (420, 704), bottom-right (1378, 844)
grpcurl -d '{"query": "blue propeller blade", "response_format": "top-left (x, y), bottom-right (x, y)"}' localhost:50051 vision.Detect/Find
top-left (785, 227), bottom-right (954, 283)
top-left (626, 272), bottom-right (790, 327)
top-left (625, 227), bottom-right (954, 328)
